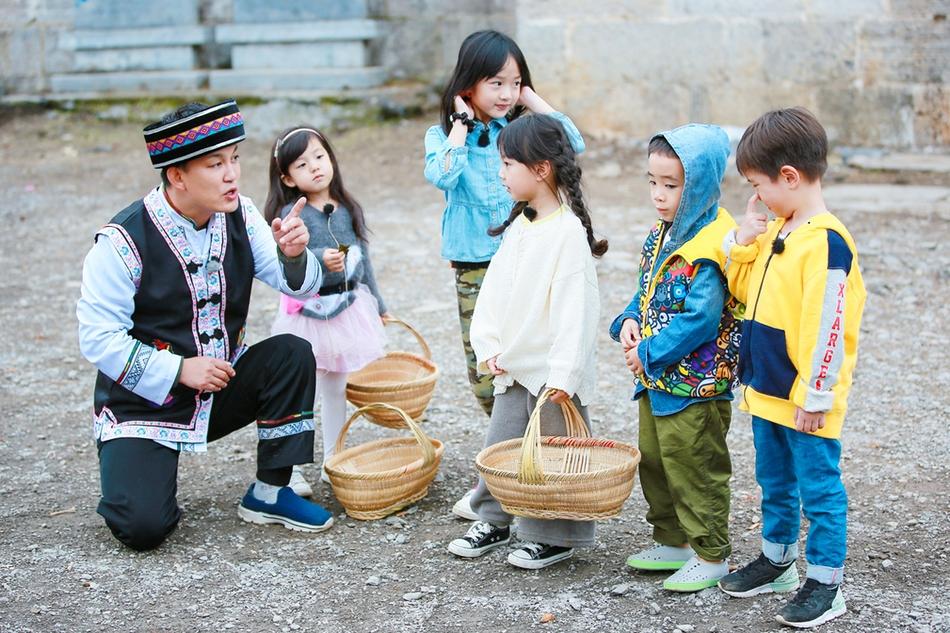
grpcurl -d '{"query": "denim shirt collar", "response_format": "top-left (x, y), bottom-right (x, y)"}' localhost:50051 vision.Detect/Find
top-left (477, 116), bottom-right (508, 131)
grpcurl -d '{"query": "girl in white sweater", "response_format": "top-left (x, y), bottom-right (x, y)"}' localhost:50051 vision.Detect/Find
top-left (446, 114), bottom-right (607, 569)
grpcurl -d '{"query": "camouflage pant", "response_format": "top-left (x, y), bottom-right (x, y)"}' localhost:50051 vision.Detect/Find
top-left (454, 265), bottom-right (495, 417)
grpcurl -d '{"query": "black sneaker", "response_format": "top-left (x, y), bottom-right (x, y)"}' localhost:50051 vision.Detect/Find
top-left (719, 553), bottom-right (800, 597)
top-left (447, 521), bottom-right (510, 558)
top-left (776, 578), bottom-right (846, 629)
top-left (507, 542), bottom-right (574, 569)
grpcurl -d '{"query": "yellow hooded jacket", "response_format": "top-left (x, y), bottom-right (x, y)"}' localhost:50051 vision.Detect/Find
top-left (725, 212), bottom-right (866, 439)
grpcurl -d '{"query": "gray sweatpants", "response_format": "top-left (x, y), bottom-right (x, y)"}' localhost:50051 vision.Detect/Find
top-left (470, 382), bottom-right (597, 548)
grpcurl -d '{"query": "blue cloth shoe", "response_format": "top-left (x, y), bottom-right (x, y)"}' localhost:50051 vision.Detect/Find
top-left (238, 485), bottom-right (334, 533)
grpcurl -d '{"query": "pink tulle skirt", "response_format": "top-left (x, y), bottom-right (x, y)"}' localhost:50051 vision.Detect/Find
top-left (271, 285), bottom-right (386, 373)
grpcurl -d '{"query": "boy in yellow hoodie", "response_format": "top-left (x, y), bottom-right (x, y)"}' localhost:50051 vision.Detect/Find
top-left (717, 107), bottom-right (866, 630)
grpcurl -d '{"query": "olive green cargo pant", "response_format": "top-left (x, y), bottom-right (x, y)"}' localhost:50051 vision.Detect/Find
top-left (637, 397), bottom-right (733, 561)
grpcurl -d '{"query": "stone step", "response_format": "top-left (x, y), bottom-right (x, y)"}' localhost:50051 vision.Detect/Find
top-left (50, 70), bottom-right (207, 94)
top-left (73, 47), bottom-right (196, 73)
top-left (215, 20), bottom-right (383, 45)
top-left (845, 152), bottom-right (950, 174)
top-left (75, 0), bottom-right (199, 28)
top-left (3, 82), bottom-right (436, 144)
top-left (208, 67), bottom-right (386, 92)
top-left (62, 25), bottom-right (207, 51)
top-left (232, 42), bottom-right (367, 70)
top-left (231, 0), bottom-right (368, 22)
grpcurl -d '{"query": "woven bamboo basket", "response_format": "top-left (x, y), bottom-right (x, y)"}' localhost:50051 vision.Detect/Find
top-left (345, 316), bottom-right (439, 428)
top-left (475, 389), bottom-right (640, 520)
top-left (324, 403), bottom-right (444, 520)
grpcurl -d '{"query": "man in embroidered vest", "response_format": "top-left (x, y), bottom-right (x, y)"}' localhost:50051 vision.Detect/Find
top-left (77, 101), bottom-right (334, 551)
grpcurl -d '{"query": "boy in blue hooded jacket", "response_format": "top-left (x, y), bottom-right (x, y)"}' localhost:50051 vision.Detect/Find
top-left (609, 124), bottom-right (741, 592)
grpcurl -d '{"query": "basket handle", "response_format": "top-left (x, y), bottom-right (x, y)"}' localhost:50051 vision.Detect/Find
top-left (334, 402), bottom-right (436, 469)
top-left (383, 315), bottom-right (431, 360)
top-left (518, 389), bottom-right (590, 485)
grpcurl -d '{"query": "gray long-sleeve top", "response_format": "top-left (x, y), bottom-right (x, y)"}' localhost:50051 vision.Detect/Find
top-left (280, 202), bottom-right (387, 316)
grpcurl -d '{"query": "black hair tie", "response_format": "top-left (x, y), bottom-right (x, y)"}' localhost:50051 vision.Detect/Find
top-left (450, 111), bottom-right (477, 133)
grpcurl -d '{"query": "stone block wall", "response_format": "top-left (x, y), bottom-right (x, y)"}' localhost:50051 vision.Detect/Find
top-left (369, 0), bottom-right (516, 82)
top-left (3, 0), bottom-right (390, 96)
top-left (1, 0), bottom-right (946, 149)
top-left (515, 0), bottom-right (950, 148)
top-left (0, 0), bottom-right (74, 94)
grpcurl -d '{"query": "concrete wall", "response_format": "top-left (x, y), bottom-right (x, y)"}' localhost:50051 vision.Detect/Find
top-left (516, 0), bottom-right (950, 148)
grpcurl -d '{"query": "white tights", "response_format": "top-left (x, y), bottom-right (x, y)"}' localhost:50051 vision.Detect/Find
top-left (315, 370), bottom-right (349, 463)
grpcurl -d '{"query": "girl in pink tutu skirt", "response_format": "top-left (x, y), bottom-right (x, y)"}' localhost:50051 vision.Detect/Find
top-left (264, 127), bottom-right (388, 496)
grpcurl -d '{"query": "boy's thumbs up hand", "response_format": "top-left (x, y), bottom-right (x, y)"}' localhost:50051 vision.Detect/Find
top-left (271, 196), bottom-right (309, 258)
top-left (736, 192), bottom-right (769, 246)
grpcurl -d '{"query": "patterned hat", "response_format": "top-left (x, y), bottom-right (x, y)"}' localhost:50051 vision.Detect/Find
top-left (143, 100), bottom-right (246, 168)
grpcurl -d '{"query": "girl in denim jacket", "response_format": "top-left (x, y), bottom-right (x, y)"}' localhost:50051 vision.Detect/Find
top-left (423, 30), bottom-right (584, 520)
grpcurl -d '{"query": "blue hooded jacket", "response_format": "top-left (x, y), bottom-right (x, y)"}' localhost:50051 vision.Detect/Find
top-left (609, 124), bottom-right (739, 416)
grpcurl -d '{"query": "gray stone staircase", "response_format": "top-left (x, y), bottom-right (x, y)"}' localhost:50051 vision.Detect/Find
top-left (49, 0), bottom-right (387, 96)
top-left (210, 19), bottom-right (386, 92)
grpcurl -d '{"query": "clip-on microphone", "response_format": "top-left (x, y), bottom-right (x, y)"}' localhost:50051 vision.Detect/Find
top-left (771, 235), bottom-right (786, 254)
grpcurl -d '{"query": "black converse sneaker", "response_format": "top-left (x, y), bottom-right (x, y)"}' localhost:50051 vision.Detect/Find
top-left (718, 553), bottom-right (800, 597)
top-left (775, 578), bottom-right (847, 629)
top-left (447, 521), bottom-right (510, 558)
top-left (507, 542), bottom-right (574, 570)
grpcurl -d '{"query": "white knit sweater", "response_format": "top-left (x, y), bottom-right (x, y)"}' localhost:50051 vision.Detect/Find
top-left (470, 207), bottom-right (600, 405)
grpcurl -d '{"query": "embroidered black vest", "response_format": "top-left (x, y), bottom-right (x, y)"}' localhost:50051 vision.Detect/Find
top-left (93, 197), bottom-right (254, 433)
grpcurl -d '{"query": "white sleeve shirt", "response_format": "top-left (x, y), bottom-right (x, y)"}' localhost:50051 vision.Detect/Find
top-left (77, 194), bottom-right (321, 408)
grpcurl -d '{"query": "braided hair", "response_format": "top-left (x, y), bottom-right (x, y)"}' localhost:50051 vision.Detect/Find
top-left (489, 114), bottom-right (607, 258)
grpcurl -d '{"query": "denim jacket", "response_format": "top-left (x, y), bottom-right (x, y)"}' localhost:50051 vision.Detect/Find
top-left (424, 111), bottom-right (584, 263)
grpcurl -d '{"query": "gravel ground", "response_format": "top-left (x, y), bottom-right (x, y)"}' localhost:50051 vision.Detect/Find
top-left (0, 109), bottom-right (948, 633)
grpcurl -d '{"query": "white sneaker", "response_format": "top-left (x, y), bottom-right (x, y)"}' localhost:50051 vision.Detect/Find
top-left (451, 489), bottom-right (479, 521)
top-left (626, 544), bottom-right (695, 571)
top-left (288, 465), bottom-right (313, 498)
top-left (663, 555), bottom-right (729, 592)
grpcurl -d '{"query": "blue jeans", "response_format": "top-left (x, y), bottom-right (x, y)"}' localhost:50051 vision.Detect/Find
top-left (752, 417), bottom-right (847, 585)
